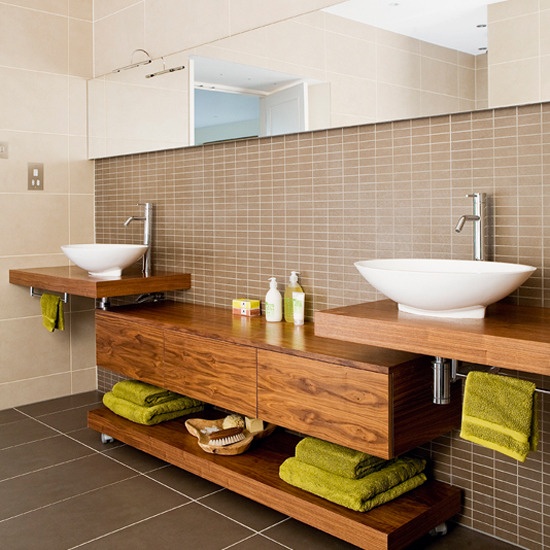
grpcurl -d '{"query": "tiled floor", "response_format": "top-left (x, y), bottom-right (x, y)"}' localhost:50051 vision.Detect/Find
top-left (0, 391), bottom-right (520, 550)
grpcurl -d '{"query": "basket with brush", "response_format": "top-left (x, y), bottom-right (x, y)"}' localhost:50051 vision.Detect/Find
top-left (185, 414), bottom-right (275, 455)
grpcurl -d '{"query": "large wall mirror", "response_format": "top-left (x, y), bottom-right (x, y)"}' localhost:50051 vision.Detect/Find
top-left (88, 0), bottom-right (547, 159)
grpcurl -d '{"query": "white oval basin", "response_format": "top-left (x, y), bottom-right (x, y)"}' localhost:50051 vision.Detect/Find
top-left (61, 244), bottom-right (148, 277)
top-left (355, 259), bottom-right (536, 319)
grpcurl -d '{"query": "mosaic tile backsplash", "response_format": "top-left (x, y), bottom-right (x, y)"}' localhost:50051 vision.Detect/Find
top-left (96, 102), bottom-right (550, 549)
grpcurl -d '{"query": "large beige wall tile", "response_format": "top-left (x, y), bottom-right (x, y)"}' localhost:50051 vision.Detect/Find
top-left (0, 255), bottom-right (69, 320)
top-left (71, 367), bottom-right (98, 394)
top-left (6, 0), bottom-right (68, 15)
top-left (69, 195), bottom-right (95, 244)
top-left (69, 310), bottom-right (96, 371)
top-left (0, 373), bottom-right (73, 409)
top-left (1, 68), bottom-right (70, 134)
top-left (489, 13), bottom-right (539, 65)
top-left (94, 3), bottom-right (144, 76)
top-left (0, 4), bottom-right (68, 73)
top-left (94, 0), bottom-right (139, 21)
top-left (0, 195), bottom-right (70, 256)
top-left (377, 45), bottom-right (421, 88)
top-left (70, 0), bottom-right (93, 20)
top-left (69, 18), bottom-right (93, 78)
top-left (0, 317), bottom-right (70, 383)
top-left (489, 59), bottom-right (540, 107)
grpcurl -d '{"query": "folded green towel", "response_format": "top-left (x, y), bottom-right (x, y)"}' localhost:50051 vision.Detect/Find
top-left (103, 392), bottom-right (203, 425)
top-left (279, 456), bottom-right (426, 512)
top-left (111, 380), bottom-right (181, 407)
top-left (295, 437), bottom-right (387, 479)
top-left (40, 293), bottom-right (64, 332)
top-left (460, 371), bottom-right (538, 462)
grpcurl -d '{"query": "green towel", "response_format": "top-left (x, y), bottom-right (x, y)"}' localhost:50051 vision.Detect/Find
top-left (460, 371), bottom-right (538, 462)
top-left (103, 391), bottom-right (203, 425)
top-left (295, 437), bottom-right (387, 479)
top-left (111, 380), bottom-right (181, 407)
top-left (279, 456), bottom-right (426, 512)
top-left (40, 293), bottom-right (64, 332)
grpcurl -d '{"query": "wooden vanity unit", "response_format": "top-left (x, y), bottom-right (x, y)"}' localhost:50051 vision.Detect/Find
top-left (89, 301), bottom-right (462, 550)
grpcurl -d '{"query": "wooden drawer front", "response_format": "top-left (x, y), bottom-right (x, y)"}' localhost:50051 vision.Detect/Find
top-left (258, 350), bottom-right (392, 458)
top-left (96, 314), bottom-right (165, 387)
top-left (164, 331), bottom-right (257, 417)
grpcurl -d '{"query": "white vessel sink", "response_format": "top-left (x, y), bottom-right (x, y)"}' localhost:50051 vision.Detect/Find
top-left (355, 259), bottom-right (536, 319)
top-left (61, 244), bottom-right (148, 277)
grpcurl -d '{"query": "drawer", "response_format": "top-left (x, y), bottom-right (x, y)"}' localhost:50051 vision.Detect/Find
top-left (96, 314), bottom-right (165, 387)
top-left (164, 331), bottom-right (257, 417)
top-left (258, 350), bottom-right (392, 458)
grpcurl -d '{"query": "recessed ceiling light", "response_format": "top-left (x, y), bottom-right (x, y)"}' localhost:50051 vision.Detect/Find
top-left (477, 23), bottom-right (487, 28)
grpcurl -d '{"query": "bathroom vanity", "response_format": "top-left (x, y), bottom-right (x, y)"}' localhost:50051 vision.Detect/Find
top-left (89, 301), bottom-right (462, 550)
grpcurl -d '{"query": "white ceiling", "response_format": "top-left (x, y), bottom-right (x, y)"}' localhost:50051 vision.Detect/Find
top-left (324, 0), bottom-right (503, 55)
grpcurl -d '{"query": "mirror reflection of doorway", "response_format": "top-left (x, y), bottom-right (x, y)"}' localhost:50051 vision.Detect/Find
top-left (192, 56), bottom-right (328, 145)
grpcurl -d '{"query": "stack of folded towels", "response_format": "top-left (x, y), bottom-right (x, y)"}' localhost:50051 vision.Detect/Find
top-left (279, 437), bottom-right (427, 512)
top-left (103, 380), bottom-right (204, 426)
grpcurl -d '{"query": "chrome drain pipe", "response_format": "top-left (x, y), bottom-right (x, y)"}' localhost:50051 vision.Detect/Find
top-left (432, 356), bottom-right (452, 405)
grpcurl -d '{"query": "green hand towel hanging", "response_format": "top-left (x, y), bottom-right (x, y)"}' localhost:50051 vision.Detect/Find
top-left (40, 293), bottom-right (65, 332)
top-left (460, 371), bottom-right (538, 462)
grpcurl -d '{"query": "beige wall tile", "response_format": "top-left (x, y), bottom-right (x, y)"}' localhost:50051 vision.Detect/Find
top-left (489, 59), bottom-right (540, 107)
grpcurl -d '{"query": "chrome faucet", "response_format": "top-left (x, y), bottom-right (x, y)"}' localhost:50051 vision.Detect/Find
top-left (124, 202), bottom-right (153, 276)
top-left (454, 193), bottom-right (486, 261)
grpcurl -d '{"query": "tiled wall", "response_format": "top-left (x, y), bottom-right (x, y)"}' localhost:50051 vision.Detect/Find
top-left (489, 0), bottom-right (550, 108)
top-left (0, 0), bottom-right (96, 409)
top-left (96, 102), bottom-right (550, 550)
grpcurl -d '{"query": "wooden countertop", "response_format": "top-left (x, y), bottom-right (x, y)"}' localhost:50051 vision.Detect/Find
top-left (314, 300), bottom-right (550, 376)
top-left (9, 266), bottom-right (191, 299)
top-left (97, 301), bottom-right (423, 374)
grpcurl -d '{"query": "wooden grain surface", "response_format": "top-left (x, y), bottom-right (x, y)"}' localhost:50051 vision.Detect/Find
top-left (88, 407), bottom-right (462, 550)
top-left (9, 265), bottom-right (191, 298)
top-left (96, 302), bottom-right (421, 373)
top-left (164, 331), bottom-right (257, 417)
top-left (315, 300), bottom-right (550, 375)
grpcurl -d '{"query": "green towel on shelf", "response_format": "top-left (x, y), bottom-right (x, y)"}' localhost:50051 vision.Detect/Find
top-left (460, 371), bottom-right (538, 462)
top-left (295, 437), bottom-right (388, 479)
top-left (279, 456), bottom-right (426, 512)
top-left (103, 391), bottom-right (203, 425)
top-left (111, 380), bottom-right (181, 407)
top-left (40, 293), bottom-right (64, 332)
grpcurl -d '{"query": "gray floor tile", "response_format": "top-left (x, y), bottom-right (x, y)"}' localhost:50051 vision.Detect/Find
top-left (146, 464), bottom-right (223, 499)
top-left (0, 476), bottom-right (190, 550)
top-left (201, 489), bottom-right (287, 531)
top-left (16, 391), bottom-right (103, 417)
top-left (102, 444), bottom-right (170, 473)
top-left (0, 454), bottom-right (137, 520)
top-left (36, 403), bottom-right (103, 434)
top-left (0, 417), bottom-right (58, 449)
top-left (0, 408), bottom-right (27, 424)
top-left (76, 502), bottom-right (254, 549)
top-left (0, 434), bottom-right (94, 480)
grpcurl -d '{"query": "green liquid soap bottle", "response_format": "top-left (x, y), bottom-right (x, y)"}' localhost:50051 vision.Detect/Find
top-left (284, 271), bottom-right (303, 323)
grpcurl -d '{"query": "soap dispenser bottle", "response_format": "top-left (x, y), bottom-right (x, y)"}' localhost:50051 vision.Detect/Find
top-left (265, 277), bottom-right (282, 322)
top-left (284, 271), bottom-right (303, 322)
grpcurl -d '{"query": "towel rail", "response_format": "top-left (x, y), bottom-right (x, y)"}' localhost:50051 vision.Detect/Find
top-left (453, 370), bottom-right (550, 396)
top-left (30, 286), bottom-right (68, 304)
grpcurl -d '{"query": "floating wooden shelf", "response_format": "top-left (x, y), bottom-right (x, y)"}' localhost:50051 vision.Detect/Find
top-left (88, 407), bottom-right (462, 550)
top-left (315, 300), bottom-right (550, 376)
top-left (9, 266), bottom-right (191, 299)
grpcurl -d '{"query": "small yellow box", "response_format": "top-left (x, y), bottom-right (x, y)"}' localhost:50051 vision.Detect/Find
top-left (232, 307), bottom-right (261, 317)
top-left (232, 298), bottom-right (260, 310)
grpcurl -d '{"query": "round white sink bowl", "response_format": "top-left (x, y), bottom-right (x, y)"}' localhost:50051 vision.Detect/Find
top-left (355, 259), bottom-right (536, 319)
top-left (61, 244), bottom-right (148, 277)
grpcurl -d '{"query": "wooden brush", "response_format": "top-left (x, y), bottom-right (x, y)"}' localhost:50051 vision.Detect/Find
top-left (208, 427), bottom-right (246, 446)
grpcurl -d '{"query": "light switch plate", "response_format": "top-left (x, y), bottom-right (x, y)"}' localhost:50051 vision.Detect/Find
top-left (0, 142), bottom-right (8, 159)
top-left (28, 162), bottom-right (44, 191)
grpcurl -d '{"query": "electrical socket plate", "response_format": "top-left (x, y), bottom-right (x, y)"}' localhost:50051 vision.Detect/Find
top-left (28, 162), bottom-right (44, 191)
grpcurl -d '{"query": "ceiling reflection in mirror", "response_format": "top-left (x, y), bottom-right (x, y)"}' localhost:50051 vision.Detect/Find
top-left (87, 0), bottom-right (544, 159)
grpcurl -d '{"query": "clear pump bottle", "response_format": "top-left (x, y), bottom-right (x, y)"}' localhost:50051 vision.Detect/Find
top-left (265, 277), bottom-right (282, 322)
top-left (284, 271), bottom-right (303, 323)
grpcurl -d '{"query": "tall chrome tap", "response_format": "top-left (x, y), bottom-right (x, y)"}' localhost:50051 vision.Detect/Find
top-left (454, 193), bottom-right (485, 261)
top-left (124, 202), bottom-right (153, 276)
